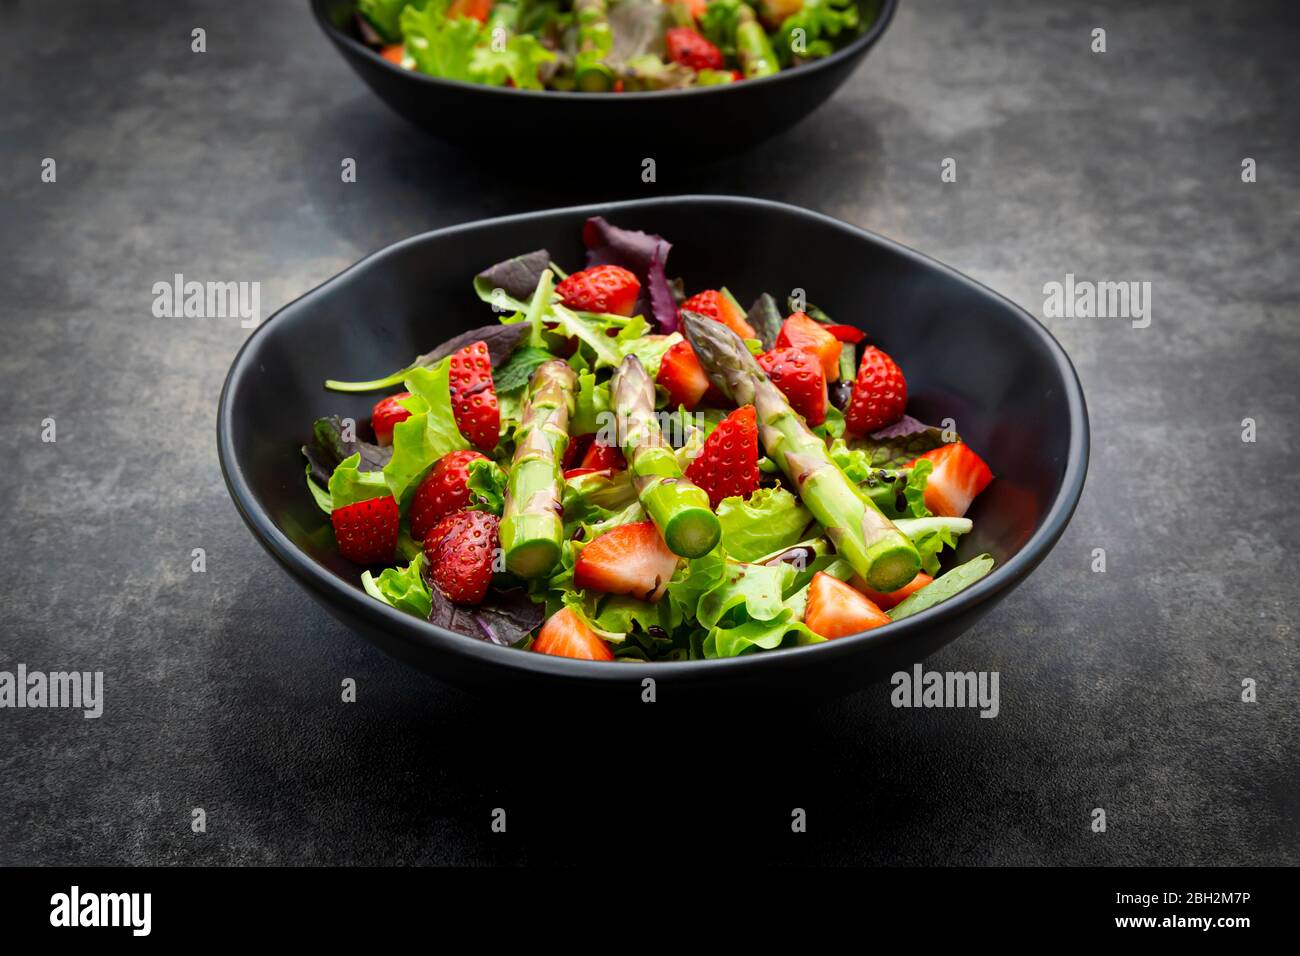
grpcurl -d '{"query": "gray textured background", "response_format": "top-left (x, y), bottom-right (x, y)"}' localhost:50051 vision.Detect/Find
top-left (2, 0), bottom-right (1297, 865)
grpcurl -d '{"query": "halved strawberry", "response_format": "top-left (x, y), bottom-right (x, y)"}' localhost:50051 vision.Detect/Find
top-left (804, 572), bottom-right (891, 639)
top-left (424, 509), bottom-right (499, 605)
top-left (556, 265), bottom-right (641, 316)
top-left (448, 341), bottom-right (500, 453)
top-left (851, 572), bottom-right (934, 610)
top-left (910, 443), bottom-right (994, 518)
top-left (574, 521), bottom-right (679, 602)
top-left (563, 433), bottom-right (595, 471)
top-left (331, 496), bottom-right (399, 564)
top-left (823, 324), bottom-right (866, 344)
top-left (580, 438), bottom-right (626, 472)
top-left (680, 289), bottom-right (757, 340)
top-left (776, 312), bottom-right (842, 383)
top-left (371, 391), bottom-right (413, 446)
top-left (759, 347), bottom-right (827, 426)
top-left (380, 44), bottom-right (405, 66)
top-left (533, 607), bottom-right (615, 661)
top-left (409, 449), bottom-right (488, 540)
top-left (448, 0), bottom-right (493, 21)
top-left (844, 345), bottom-right (907, 437)
top-left (656, 339), bottom-right (712, 410)
top-left (665, 27), bottom-right (724, 71)
top-left (684, 405), bottom-right (760, 507)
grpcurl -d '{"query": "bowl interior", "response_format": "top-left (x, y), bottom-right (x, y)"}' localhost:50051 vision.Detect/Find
top-left (225, 197), bottom-right (1081, 606)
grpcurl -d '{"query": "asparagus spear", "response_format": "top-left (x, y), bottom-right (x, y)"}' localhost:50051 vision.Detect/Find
top-left (500, 360), bottom-right (577, 579)
top-left (682, 313), bottom-right (921, 592)
top-left (608, 355), bottom-right (721, 559)
top-left (736, 5), bottom-right (780, 78)
top-left (574, 0), bottom-right (616, 92)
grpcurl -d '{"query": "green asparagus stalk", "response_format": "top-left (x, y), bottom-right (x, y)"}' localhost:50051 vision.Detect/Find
top-left (682, 313), bottom-right (921, 592)
top-left (736, 6), bottom-right (780, 78)
top-left (608, 355), bottom-right (721, 558)
top-left (574, 0), bottom-right (616, 92)
top-left (500, 360), bottom-right (577, 579)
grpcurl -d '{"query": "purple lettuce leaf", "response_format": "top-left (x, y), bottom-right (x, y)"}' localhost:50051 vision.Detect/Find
top-left (581, 216), bottom-right (678, 333)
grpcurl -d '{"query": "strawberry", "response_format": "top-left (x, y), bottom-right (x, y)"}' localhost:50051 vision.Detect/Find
top-left (580, 438), bottom-right (626, 472)
top-left (656, 339), bottom-right (713, 410)
top-left (682, 0), bottom-right (709, 19)
top-left (371, 391), bottom-right (413, 446)
top-left (844, 345), bottom-right (907, 437)
top-left (910, 443), bottom-right (994, 518)
top-left (665, 27), bottom-right (724, 71)
top-left (409, 449), bottom-right (489, 540)
top-left (684, 405), bottom-right (760, 507)
top-left (776, 312), bottom-right (842, 383)
top-left (555, 265), bottom-right (641, 316)
top-left (680, 289), bottom-right (757, 340)
top-left (424, 509), bottom-right (499, 604)
top-left (804, 572), bottom-right (891, 639)
top-left (563, 433), bottom-right (595, 471)
top-left (331, 495), bottom-right (399, 564)
top-left (447, 341), bottom-right (500, 453)
top-left (574, 521), bottom-right (679, 602)
top-left (448, 0), bottom-right (493, 22)
top-left (852, 572), bottom-right (934, 610)
top-left (380, 44), bottom-right (405, 66)
top-left (759, 347), bottom-right (827, 426)
top-left (533, 607), bottom-right (615, 661)
top-left (823, 324), bottom-right (866, 344)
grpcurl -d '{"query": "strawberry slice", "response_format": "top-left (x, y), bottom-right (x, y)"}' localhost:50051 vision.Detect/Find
top-left (371, 392), bottom-right (413, 446)
top-left (684, 405), bottom-right (760, 507)
top-left (424, 509), bottom-right (499, 605)
top-left (331, 496), bottom-right (400, 564)
top-left (680, 289), bottom-right (757, 340)
top-left (574, 521), bottom-right (679, 602)
top-left (409, 449), bottom-right (488, 540)
top-left (563, 433), bottom-right (595, 471)
top-left (447, 341), bottom-right (500, 453)
top-left (844, 345), bottom-right (907, 437)
top-left (556, 265), bottom-right (641, 316)
top-left (823, 324), bottom-right (866, 344)
top-left (852, 572), bottom-right (934, 610)
top-left (911, 443), bottom-right (994, 518)
top-left (448, 0), bottom-right (493, 21)
top-left (580, 438), bottom-right (626, 472)
top-left (776, 312), bottom-right (842, 383)
top-left (665, 27), bottom-right (724, 71)
top-left (759, 347), bottom-right (827, 426)
top-left (533, 607), bottom-right (615, 661)
top-left (656, 339), bottom-right (712, 410)
top-left (804, 572), bottom-right (891, 639)
top-left (380, 44), bottom-right (405, 66)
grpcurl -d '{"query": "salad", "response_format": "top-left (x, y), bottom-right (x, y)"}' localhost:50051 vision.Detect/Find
top-left (303, 217), bottom-right (997, 662)
top-left (350, 0), bottom-right (869, 92)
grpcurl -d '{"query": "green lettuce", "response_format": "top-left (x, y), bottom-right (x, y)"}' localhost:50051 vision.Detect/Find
top-left (772, 0), bottom-right (861, 66)
top-left (471, 34), bottom-right (556, 91)
top-left (466, 458), bottom-right (508, 515)
top-left (359, 0), bottom-right (422, 42)
top-left (716, 487), bottom-right (813, 561)
top-left (362, 554), bottom-right (432, 618)
top-left (329, 453), bottom-right (391, 510)
top-left (830, 439), bottom-right (933, 519)
top-left (696, 560), bottom-right (792, 629)
top-left (702, 611), bottom-right (821, 659)
top-left (894, 516), bottom-right (973, 576)
top-left (382, 361), bottom-right (470, 507)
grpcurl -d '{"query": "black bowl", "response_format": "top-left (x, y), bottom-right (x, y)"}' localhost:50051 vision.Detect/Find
top-left (218, 196), bottom-right (1088, 702)
top-left (310, 0), bottom-right (898, 161)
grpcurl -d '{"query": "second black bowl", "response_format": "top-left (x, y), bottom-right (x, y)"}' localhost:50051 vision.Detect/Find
top-left (311, 0), bottom-right (898, 161)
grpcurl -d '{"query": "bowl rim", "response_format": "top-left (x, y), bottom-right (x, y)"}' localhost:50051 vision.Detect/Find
top-left (309, 0), bottom-right (899, 103)
top-left (217, 194), bottom-right (1089, 683)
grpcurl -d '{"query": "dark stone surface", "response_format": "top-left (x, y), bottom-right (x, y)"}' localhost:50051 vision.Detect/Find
top-left (1, 0), bottom-right (1296, 865)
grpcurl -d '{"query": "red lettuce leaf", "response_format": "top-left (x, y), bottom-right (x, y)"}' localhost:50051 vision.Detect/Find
top-left (581, 216), bottom-right (678, 333)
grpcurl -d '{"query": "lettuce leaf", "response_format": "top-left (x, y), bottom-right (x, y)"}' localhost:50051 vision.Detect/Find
top-left (665, 546), bottom-right (728, 623)
top-left (358, 0), bottom-right (422, 43)
top-left (582, 216), bottom-right (678, 333)
top-left (466, 458), bottom-right (508, 515)
top-left (473, 248), bottom-right (551, 310)
top-left (893, 516), bottom-right (973, 575)
top-left (746, 292), bottom-right (783, 351)
top-left (329, 453), bottom-right (391, 510)
top-left (491, 345), bottom-right (554, 393)
top-left (830, 439), bottom-right (933, 519)
top-left (382, 362), bottom-right (470, 506)
top-left (851, 416), bottom-right (954, 469)
top-left (696, 560), bottom-right (792, 629)
top-left (401, 4), bottom-right (481, 82)
top-left (702, 610), bottom-right (822, 659)
top-left (471, 34), bottom-right (556, 91)
top-left (889, 554), bottom-right (995, 621)
top-left (716, 487), bottom-right (813, 562)
top-left (772, 0), bottom-right (861, 66)
top-left (363, 554), bottom-right (433, 618)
